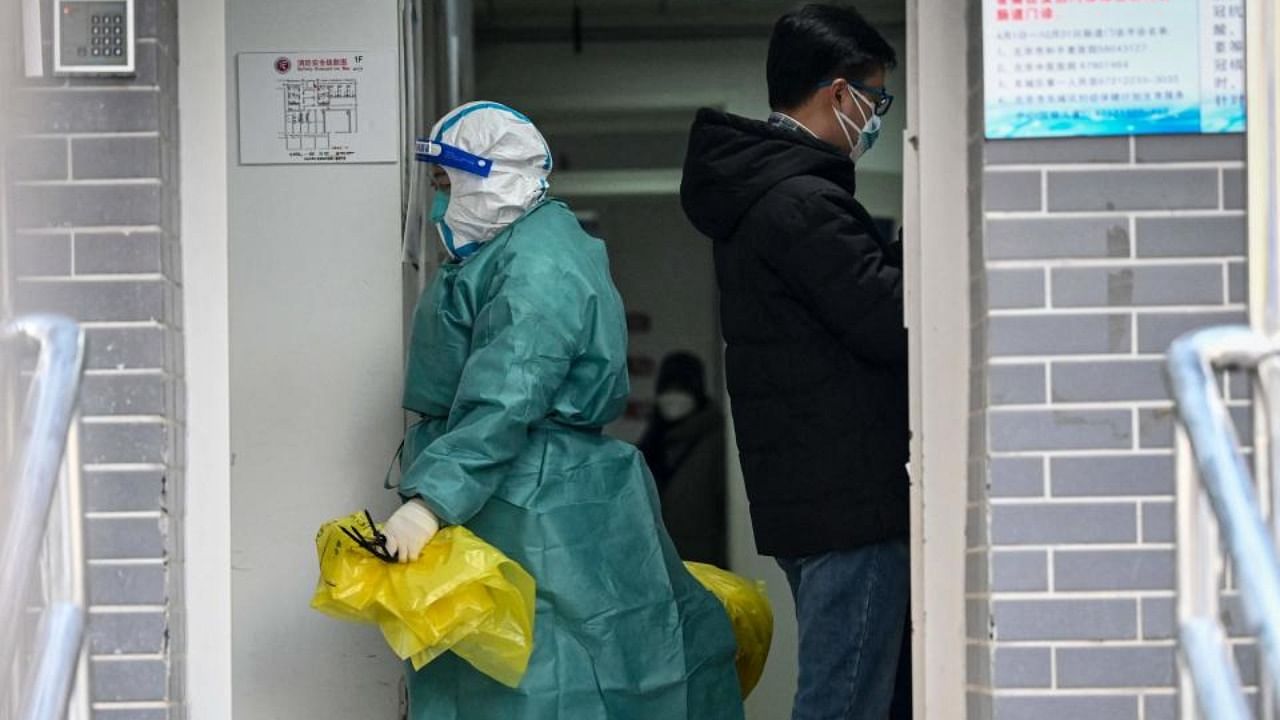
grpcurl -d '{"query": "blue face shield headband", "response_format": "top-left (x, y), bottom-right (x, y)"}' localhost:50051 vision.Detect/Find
top-left (414, 138), bottom-right (494, 177)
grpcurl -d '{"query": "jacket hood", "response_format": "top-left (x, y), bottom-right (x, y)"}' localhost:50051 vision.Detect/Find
top-left (680, 108), bottom-right (856, 242)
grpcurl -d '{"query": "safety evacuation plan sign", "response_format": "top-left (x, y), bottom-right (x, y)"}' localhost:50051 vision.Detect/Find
top-left (237, 50), bottom-right (397, 164)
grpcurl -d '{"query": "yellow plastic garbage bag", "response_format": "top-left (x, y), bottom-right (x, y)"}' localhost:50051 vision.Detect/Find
top-left (310, 511), bottom-right (536, 688)
top-left (685, 562), bottom-right (774, 699)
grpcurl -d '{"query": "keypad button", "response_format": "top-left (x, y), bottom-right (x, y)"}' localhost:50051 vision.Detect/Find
top-left (114, 48), bottom-right (123, 56)
top-left (114, 26), bottom-right (122, 35)
top-left (92, 26), bottom-right (100, 35)
top-left (114, 37), bottom-right (122, 45)
top-left (91, 48), bottom-right (101, 56)
top-left (113, 15), bottom-right (123, 23)
top-left (92, 15), bottom-right (101, 24)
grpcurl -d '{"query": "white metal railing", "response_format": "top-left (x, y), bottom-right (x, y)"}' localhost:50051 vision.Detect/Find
top-left (0, 314), bottom-right (88, 720)
top-left (1177, 0), bottom-right (1280, 716)
top-left (1170, 325), bottom-right (1280, 719)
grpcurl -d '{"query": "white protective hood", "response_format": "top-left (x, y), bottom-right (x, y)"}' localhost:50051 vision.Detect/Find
top-left (429, 102), bottom-right (552, 259)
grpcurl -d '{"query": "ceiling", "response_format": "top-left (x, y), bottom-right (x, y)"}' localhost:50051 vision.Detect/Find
top-left (475, 0), bottom-right (906, 41)
top-left (478, 0), bottom-right (905, 15)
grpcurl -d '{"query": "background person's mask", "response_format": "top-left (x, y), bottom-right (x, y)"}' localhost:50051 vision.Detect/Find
top-left (656, 391), bottom-right (698, 422)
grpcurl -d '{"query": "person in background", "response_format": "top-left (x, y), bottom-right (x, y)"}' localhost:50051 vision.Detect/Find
top-left (638, 352), bottom-right (728, 568)
top-left (680, 4), bottom-right (910, 719)
top-left (380, 101), bottom-right (743, 720)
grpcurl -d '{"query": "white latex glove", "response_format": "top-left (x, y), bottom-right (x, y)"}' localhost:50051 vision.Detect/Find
top-left (382, 498), bottom-right (441, 563)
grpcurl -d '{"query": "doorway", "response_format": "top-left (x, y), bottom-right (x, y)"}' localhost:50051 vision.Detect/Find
top-left (472, 2), bottom-right (916, 717)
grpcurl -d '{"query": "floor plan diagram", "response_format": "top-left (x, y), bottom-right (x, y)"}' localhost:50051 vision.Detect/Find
top-left (282, 79), bottom-right (358, 150)
top-left (239, 51), bottom-right (395, 165)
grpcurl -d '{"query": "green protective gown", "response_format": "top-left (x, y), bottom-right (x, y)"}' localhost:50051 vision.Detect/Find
top-left (398, 199), bottom-right (745, 719)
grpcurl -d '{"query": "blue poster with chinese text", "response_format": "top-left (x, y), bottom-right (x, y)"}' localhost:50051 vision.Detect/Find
top-left (984, 0), bottom-right (1245, 139)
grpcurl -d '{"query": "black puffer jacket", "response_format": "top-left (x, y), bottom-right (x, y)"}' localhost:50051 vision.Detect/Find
top-left (680, 109), bottom-right (908, 558)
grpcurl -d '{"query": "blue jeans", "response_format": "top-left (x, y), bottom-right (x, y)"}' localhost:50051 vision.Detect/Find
top-left (777, 541), bottom-right (911, 720)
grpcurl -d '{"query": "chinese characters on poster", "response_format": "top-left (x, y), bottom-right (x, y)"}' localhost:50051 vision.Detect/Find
top-left (984, 0), bottom-right (1245, 139)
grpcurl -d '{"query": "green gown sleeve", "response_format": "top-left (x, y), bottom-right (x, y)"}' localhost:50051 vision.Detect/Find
top-left (399, 256), bottom-right (581, 525)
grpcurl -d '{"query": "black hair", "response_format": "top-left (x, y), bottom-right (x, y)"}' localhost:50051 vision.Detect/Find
top-left (766, 4), bottom-right (898, 111)
top-left (655, 351), bottom-right (708, 401)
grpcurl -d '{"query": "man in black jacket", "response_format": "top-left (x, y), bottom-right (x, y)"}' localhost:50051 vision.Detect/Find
top-left (680, 5), bottom-right (909, 719)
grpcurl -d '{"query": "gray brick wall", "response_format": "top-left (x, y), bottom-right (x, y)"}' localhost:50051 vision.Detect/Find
top-left (3, 1), bottom-right (184, 717)
top-left (979, 132), bottom-right (1247, 718)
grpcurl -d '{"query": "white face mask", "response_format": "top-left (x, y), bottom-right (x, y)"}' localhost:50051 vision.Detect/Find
top-left (655, 391), bottom-right (697, 422)
top-left (832, 88), bottom-right (882, 164)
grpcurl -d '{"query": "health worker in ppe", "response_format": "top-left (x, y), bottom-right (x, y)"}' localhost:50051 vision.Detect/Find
top-left (381, 101), bottom-right (744, 720)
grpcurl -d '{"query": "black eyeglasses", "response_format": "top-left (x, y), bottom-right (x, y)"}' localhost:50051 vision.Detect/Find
top-left (849, 81), bottom-right (894, 117)
top-left (819, 79), bottom-right (895, 117)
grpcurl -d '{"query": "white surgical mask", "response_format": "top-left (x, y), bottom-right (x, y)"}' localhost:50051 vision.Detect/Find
top-left (655, 391), bottom-right (697, 422)
top-left (832, 89), bottom-right (881, 164)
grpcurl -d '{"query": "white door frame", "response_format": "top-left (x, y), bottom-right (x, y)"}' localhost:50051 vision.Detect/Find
top-left (180, 0), bottom-right (234, 716)
top-left (904, 0), bottom-right (974, 716)
top-left (176, 0), bottom-right (976, 716)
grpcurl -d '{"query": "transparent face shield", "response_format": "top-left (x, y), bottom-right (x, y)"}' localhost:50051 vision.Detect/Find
top-left (415, 138), bottom-right (498, 260)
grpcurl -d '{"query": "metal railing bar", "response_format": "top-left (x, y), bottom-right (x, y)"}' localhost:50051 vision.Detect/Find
top-left (1184, 618), bottom-right (1253, 720)
top-left (1170, 325), bottom-right (1280, 716)
top-left (16, 603), bottom-right (85, 720)
top-left (1179, 421), bottom-right (1222, 720)
top-left (56, 419), bottom-right (89, 720)
top-left (1258, 358), bottom-right (1280, 720)
top-left (0, 315), bottom-right (86, 710)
